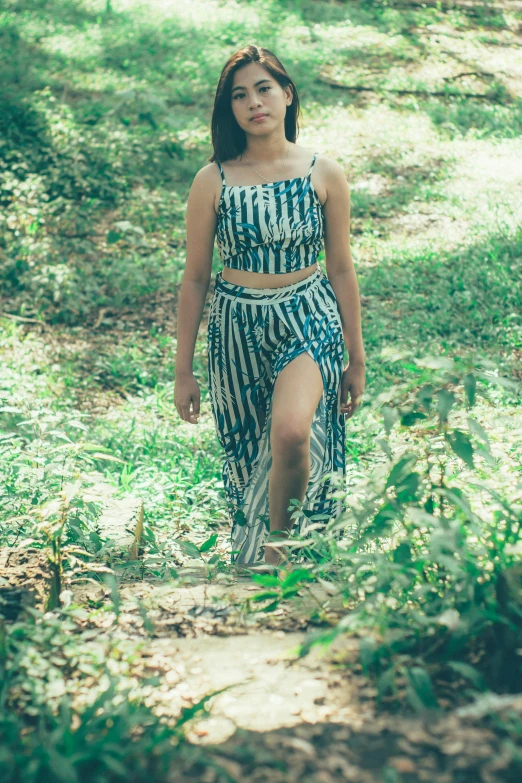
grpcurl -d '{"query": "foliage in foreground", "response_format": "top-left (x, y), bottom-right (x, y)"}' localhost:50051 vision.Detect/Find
top-left (274, 359), bottom-right (522, 709)
top-left (0, 606), bottom-right (223, 783)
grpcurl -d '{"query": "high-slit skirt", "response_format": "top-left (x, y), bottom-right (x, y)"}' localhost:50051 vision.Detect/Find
top-left (207, 266), bottom-right (346, 565)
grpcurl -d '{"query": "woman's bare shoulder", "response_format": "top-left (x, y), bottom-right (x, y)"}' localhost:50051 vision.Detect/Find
top-left (314, 153), bottom-right (348, 181)
top-left (188, 162), bottom-right (223, 214)
top-left (191, 161), bottom-right (223, 189)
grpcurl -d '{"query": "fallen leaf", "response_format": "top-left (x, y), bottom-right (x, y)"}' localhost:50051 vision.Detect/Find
top-left (389, 756), bottom-right (417, 773)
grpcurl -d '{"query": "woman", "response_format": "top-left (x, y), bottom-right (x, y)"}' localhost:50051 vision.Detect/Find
top-left (174, 45), bottom-right (365, 568)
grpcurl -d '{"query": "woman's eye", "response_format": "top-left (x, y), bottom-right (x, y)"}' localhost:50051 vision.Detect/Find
top-left (232, 86), bottom-right (270, 100)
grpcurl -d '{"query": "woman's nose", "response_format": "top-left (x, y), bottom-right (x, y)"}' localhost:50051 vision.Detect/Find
top-left (249, 94), bottom-right (262, 109)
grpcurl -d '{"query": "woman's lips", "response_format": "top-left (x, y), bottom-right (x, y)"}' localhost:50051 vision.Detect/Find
top-left (251, 114), bottom-right (268, 122)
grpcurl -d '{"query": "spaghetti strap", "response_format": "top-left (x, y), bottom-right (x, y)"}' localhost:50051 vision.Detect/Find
top-left (216, 160), bottom-right (226, 184)
top-left (306, 152), bottom-right (318, 178)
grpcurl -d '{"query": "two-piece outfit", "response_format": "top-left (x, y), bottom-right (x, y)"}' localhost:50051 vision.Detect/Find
top-left (207, 153), bottom-right (346, 565)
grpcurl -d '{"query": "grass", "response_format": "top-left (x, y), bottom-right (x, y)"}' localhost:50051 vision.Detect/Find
top-left (0, 0), bottom-right (520, 529)
top-left (0, 0), bottom-right (520, 554)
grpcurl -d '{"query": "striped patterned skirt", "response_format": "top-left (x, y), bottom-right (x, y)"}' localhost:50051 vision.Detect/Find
top-left (207, 266), bottom-right (346, 565)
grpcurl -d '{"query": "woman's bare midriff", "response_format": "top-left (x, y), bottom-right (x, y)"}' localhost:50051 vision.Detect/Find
top-left (221, 262), bottom-right (318, 289)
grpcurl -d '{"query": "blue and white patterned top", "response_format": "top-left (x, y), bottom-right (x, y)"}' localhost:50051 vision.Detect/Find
top-left (215, 153), bottom-right (324, 274)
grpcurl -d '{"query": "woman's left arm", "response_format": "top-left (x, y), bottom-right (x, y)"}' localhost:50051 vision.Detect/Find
top-left (321, 157), bottom-right (366, 418)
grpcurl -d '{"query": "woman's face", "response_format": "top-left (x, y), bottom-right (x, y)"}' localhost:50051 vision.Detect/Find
top-left (230, 62), bottom-right (293, 136)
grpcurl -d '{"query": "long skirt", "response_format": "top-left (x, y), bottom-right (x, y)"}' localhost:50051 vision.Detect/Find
top-left (207, 266), bottom-right (346, 565)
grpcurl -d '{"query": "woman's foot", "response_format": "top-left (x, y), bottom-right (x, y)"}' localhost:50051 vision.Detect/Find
top-left (264, 535), bottom-right (290, 567)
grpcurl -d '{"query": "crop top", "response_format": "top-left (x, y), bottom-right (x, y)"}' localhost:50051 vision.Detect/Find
top-left (215, 153), bottom-right (324, 274)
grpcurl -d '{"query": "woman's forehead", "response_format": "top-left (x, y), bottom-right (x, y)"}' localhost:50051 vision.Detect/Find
top-left (232, 62), bottom-right (272, 86)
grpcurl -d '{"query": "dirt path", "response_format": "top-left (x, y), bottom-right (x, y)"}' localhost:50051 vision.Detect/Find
top-left (2, 538), bottom-right (522, 781)
top-left (96, 570), bottom-right (522, 781)
top-left (112, 571), bottom-right (360, 742)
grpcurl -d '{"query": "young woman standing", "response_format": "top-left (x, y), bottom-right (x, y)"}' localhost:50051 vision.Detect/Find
top-left (174, 45), bottom-right (366, 568)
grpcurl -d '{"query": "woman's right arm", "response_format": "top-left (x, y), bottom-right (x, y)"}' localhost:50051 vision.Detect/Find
top-left (174, 166), bottom-right (219, 424)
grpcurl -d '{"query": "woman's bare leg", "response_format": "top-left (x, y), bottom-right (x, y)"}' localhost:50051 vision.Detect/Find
top-left (266, 352), bottom-right (324, 565)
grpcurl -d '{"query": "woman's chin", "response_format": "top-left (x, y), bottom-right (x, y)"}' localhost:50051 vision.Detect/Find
top-left (244, 120), bottom-right (282, 135)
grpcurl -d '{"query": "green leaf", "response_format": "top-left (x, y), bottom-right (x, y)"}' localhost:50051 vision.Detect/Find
top-left (359, 636), bottom-right (376, 674)
top-left (47, 750), bottom-right (79, 783)
top-left (250, 591), bottom-right (280, 602)
top-left (405, 666), bottom-right (439, 711)
top-left (261, 600), bottom-right (280, 613)
top-left (468, 416), bottom-right (490, 447)
top-left (102, 756), bottom-right (127, 776)
top-left (424, 494), bottom-right (435, 514)
top-left (106, 230), bottom-right (121, 244)
top-left (176, 687), bottom-right (231, 727)
top-left (377, 666), bottom-right (397, 702)
top-left (281, 588), bottom-right (300, 600)
top-left (89, 453), bottom-right (126, 463)
top-left (463, 373), bottom-right (476, 406)
top-left (385, 453), bottom-right (417, 491)
top-left (103, 573), bottom-right (120, 616)
top-left (400, 410), bottom-right (427, 426)
top-left (446, 429), bottom-right (474, 468)
top-left (376, 437), bottom-right (392, 458)
top-left (281, 569), bottom-right (314, 589)
top-left (416, 384), bottom-right (435, 412)
top-left (371, 504), bottom-right (398, 536)
top-left (447, 661), bottom-right (486, 691)
top-left (476, 444), bottom-right (497, 467)
top-left (88, 531), bottom-right (102, 551)
top-left (431, 552), bottom-right (463, 576)
top-left (437, 388), bottom-right (455, 423)
top-left (392, 542), bottom-right (411, 564)
top-left (440, 485), bottom-right (475, 518)
top-left (233, 509), bottom-right (247, 526)
top-left (250, 573), bottom-right (281, 587)
top-left (177, 540), bottom-right (201, 559)
top-left (478, 371), bottom-right (520, 391)
top-left (396, 472), bottom-right (421, 502)
top-left (406, 507), bottom-right (437, 528)
top-left (382, 406), bottom-right (399, 435)
top-left (199, 534), bottom-right (218, 553)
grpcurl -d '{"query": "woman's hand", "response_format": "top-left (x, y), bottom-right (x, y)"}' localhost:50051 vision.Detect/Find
top-left (339, 359), bottom-right (366, 419)
top-left (175, 372), bottom-right (201, 424)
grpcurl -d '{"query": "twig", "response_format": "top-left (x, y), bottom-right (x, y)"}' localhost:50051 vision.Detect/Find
top-left (380, 0), bottom-right (522, 14)
top-left (7, 515), bottom-right (26, 556)
top-left (410, 27), bottom-right (522, 48)
top-left (93, 307), bottom-right (111, 329)
top-left (0, 312), bottom-right (50, 330)
top-left (441, 70), bottom-right (496, 81)
top-left (476, 38), bottom-right (522, 48)
top-left (317, 76), bottom-right (501, 101)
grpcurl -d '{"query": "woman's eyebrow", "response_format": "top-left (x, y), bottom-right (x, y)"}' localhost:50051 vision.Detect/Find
top-left (231, 78), bottom-right (271, 93)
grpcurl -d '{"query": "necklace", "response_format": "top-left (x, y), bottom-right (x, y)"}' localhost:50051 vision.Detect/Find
top-left (243, 143), bottom-right (291, 184)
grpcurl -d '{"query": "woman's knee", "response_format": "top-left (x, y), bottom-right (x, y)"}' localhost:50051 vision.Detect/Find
top-left (270, 417), bottom-right (310, 460)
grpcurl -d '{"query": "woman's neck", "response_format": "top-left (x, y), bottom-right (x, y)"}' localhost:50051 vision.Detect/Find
top-left (243, 133), bottom-right (292, 163)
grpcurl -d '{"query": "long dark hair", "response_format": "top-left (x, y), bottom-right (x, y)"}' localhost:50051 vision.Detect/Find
top-left (209, 45), bottom-right (301, 164)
